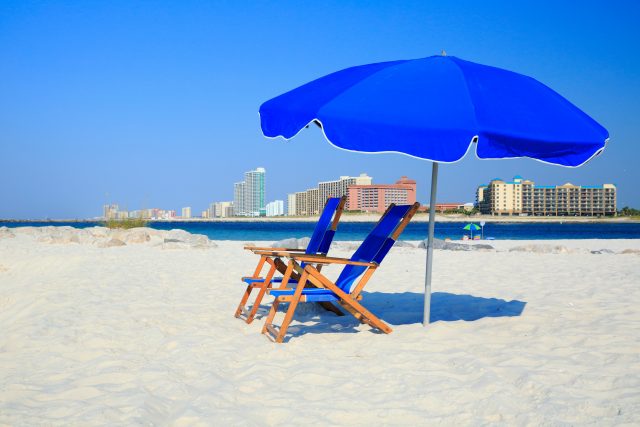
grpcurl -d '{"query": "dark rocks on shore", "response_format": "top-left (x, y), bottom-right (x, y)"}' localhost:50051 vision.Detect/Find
top-left (418, 238), bottom-right (494, 251)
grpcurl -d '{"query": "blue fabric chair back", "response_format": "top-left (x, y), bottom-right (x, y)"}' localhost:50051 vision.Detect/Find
top-left (334, 204), bottom-right (412, 292)
top-left (305, 197), bottom-right (342, 255)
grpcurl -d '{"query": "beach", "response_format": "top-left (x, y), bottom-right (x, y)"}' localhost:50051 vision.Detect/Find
top-left (1, 227), bottom-right (639, 425)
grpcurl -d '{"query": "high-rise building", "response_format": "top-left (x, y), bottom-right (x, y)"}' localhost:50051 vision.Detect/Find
top-left (477, 176), bottom-right (617, 216)
top-left (287, 173), bottom-right (373, 216)
top-left (245, 167), bottom-right (266, 217)
top-left (181, 207), bottom-right (192, 218)
top-left (346, 176), bottom-right (417, 213)
top-left (265, 200), bottom-right (284, 216)
top-left (319, 173), bottom-right (372, 204)
top-left (287, 193), bottom-right (297, 216)
top-left (294, 191), bottom-right (307, 216)
top-left (210, 201), bottom-right (234, 218)
top-left (103, 204), bottom-right (119, 219)
top-left (234, 167), bottom-right (266, 216)
top-left (233, 181), bottom-right (246, 216)
top-left (304, 188), bottom-right (320, 216)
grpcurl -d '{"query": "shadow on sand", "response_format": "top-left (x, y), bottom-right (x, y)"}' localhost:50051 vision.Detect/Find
top-left (277, 291), bottom-right (526, 341)
top-left (364, 291), bottom-right (527, 325)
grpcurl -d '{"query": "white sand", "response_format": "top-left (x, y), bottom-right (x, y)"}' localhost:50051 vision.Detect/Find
top-left (1, 228), bottom-right (639, 425)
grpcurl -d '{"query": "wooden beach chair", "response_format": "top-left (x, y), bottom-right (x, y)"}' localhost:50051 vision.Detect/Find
top-left (255, 202), bottom-right (419, 343)
top-left (234, 196), bottom-right (346, 323)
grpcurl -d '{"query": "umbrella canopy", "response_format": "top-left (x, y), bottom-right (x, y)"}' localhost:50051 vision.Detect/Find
top-left (261, 55), bottom-right (609, 167)
top-left (463, 223), bottom-right (481, 231)
top-left (259, 54), bottom-right (609, 327)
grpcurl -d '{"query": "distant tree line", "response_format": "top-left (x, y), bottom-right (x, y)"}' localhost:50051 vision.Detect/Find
top-left (618, 206), bottom-right (640, 216)
top-left (438, 207), bottom-right (479, 216)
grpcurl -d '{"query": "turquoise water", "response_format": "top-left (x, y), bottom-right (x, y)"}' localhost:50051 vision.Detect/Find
top-left (2, 220), bottom-right (639, 240)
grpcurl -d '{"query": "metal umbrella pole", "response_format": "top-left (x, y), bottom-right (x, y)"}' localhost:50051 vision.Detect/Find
top-left (423, 162), bottom-right (439, 326)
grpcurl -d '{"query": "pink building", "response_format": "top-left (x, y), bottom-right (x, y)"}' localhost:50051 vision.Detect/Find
top-left (346, 176), bottom-right (417, 212)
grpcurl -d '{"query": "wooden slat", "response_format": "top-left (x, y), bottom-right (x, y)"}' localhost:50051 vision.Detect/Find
top-left (291, 255), bottom-right (376, 267)
top-left (265, 324), bottom-right (279, 340)
top-left (245, 246), bottom-right (305, 252)
top-left (261, 298), bottom-right (281, 335)
top-left (275, 270), bottom-right (310, 343)
top-left (351, 267), bottom-right (378, 299)
top-left (244, 259), bottom-right (277, 324)
top-left (252, 250), bottom-right (305, 257)
top-left (251, 255), bottom-right (267, 278)
top-left (390, 202), bottom-right (420, 240)
top-left (330, 196), bottom-right (347, 232)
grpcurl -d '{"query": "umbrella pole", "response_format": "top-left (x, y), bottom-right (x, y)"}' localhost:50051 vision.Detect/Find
top-left (424, 161), bottom-right (438, 326)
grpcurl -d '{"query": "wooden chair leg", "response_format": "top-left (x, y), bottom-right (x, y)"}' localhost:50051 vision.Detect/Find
top-left (235, 256), bottom-right (267, 318)
top-left (245, 263), bottom-right (277, 324)
top-left (235, 257), bottom-right (276, 322)
top-left (234, 284), bottom-right (254, 318)
top-left (261, 259), bottom-right (295, 336)
top-left (262, 298), bottom-right (281, 334)
top-left (274, 271), bottom-right (309, 343)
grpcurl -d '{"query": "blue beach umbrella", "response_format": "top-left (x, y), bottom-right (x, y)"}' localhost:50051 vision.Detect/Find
top-left (259, 53), bottom-right (609, 327)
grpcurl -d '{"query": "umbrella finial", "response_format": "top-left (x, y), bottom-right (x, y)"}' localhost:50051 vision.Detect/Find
top-left (441, 49), bottom-right (447, 56)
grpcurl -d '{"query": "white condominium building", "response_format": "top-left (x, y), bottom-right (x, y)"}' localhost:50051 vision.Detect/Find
top-left (244, 167), bottom-right (266, 217)
top-left (234, 167), bottom-right (266, 217)
top-left (265, 200), bottom-right (284, 216)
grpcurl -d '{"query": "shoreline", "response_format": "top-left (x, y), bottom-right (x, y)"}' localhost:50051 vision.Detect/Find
top-left (1, 214), bottom-right (639, 224)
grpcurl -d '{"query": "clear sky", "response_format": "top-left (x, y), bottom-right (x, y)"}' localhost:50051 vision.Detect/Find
top-left (1, 0), bottom-right (639, 219)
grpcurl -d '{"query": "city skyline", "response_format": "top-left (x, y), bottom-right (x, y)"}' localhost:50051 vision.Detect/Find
top-left (1, 2), bottom-right (638, 219)
top-left (98, 171), bottom-right (619, 220)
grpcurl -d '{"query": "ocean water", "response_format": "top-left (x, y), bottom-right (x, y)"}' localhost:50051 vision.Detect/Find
top-left (2, 220), bottom-right (639, 241)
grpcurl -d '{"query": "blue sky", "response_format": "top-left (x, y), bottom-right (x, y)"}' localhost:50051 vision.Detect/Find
top-left (1, 0), bottom-right (639, 218)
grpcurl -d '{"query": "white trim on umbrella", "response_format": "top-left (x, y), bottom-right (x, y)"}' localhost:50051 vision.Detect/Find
top-left (259, 113), bottom-right (610, 169)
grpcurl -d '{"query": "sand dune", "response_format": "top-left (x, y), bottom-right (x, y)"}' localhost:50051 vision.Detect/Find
top-left (0, 228), bottom-right (639, 425)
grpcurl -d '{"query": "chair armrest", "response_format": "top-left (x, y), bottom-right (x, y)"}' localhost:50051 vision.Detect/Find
top-left (291, 254), bottom-right (377, 267)
top-left (245, 246), bottom-right (305, 252)
top-left (252, 249), bottom-right (310, 257)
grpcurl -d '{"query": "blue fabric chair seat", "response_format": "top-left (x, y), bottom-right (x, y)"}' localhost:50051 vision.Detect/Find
top-left (269, 288), bottom-right (338, 302)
